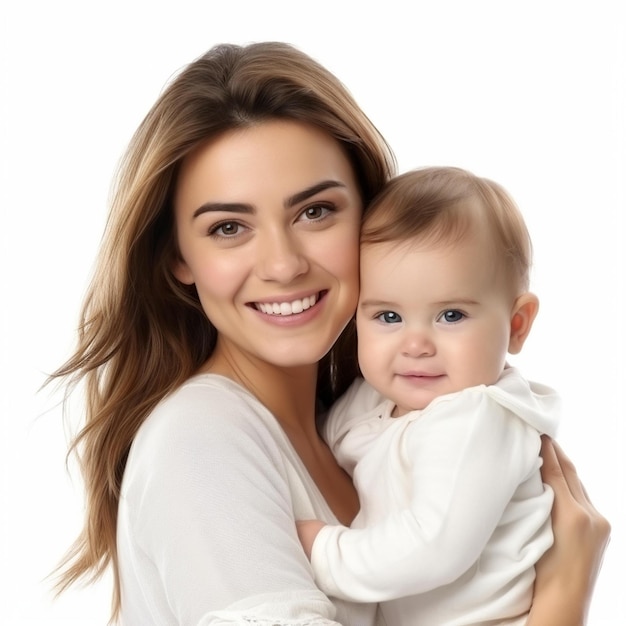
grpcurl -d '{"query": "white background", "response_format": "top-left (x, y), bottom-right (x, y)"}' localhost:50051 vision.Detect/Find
top-left (1, 1), bottom-right (624, 624)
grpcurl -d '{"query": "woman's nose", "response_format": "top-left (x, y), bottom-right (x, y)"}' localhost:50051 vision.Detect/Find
top-left (255, 229), bottom-right (309, 283)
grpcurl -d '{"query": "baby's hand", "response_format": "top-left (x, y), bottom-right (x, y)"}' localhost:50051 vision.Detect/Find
top-left (296, 519), bottom-right (326, 560)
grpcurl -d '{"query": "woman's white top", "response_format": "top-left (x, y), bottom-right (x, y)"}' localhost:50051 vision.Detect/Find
top-left (311, 367), bottom-right (560, 626)
top-left (117, 374), bottom-right (381, 626)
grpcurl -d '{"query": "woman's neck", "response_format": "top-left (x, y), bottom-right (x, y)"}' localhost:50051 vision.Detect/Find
top-left (202, 343), bottom-right (319, 435)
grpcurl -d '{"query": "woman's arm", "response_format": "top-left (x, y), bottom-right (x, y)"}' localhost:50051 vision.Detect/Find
top-left (527, 437), bottom-right (611, 626)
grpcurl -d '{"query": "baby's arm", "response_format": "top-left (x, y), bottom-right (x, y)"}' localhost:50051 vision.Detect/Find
top-left (296, 520), bottom-right (327, 560)
top-left (309, 389), bottom-right (550, 603)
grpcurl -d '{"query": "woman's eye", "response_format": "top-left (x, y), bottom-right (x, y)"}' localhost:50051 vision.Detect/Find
top-left (209, 221), bottom-right (242, 238)
top-left (376, 311), bottom-right (402, 324)
top-left (439, 309), bottom-right (465, 324)
top-left (300, 204), bottom-right (331, 222)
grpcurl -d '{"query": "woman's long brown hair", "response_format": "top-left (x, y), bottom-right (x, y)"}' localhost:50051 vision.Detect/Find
top-left (48, 41), bottom-right (395, 619)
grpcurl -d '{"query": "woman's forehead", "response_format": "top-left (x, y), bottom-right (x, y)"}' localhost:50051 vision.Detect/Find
top-left (174, 120), bottom-right (359, 210)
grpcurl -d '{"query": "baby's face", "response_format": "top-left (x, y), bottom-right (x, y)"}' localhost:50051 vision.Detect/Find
top-left (356, 230), bottom-right (515, 416)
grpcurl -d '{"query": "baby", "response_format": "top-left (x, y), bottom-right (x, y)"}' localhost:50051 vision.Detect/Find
top-left (297, 166), bottom-right (560, 625)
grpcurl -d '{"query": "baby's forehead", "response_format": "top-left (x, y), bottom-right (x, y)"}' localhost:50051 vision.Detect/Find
top-left (360, 230), bottom-right (509, 285)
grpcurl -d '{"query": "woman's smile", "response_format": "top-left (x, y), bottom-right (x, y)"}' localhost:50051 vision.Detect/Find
top-left (251, 291), bottom-right (322, 316)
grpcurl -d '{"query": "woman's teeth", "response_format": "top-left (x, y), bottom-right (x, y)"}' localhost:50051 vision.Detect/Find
top-left (257, 294), bottom-right (318, 316)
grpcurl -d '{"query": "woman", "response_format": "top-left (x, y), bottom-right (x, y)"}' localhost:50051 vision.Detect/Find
top-left (51, 42), bottom-right (609, 625)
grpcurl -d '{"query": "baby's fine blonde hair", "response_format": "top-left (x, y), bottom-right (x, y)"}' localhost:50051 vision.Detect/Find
top-left (361, 166), bottom-right (533, 292)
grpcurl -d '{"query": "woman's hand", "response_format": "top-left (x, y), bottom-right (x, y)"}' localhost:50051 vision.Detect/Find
top-left (528, 436), bottom-right (611, 625)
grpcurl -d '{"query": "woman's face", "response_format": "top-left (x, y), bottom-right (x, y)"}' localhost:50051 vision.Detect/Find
top-left (173, 120), bottom-right (362, 370)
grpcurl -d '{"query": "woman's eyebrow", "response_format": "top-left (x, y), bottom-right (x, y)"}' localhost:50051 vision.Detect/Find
top-left (192, 180), bottom-right (346, 219)
top-left (285, 180), bottom-right (346, 208)
top-left (193, 202), bottom-right (252, 218)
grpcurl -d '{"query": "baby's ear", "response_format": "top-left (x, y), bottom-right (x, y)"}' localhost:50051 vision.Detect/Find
top-left (508, 292), bottom-right (539, 354)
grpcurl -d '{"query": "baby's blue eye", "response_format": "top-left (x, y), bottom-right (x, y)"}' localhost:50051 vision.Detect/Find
top-left (440, 310), bottom-right (465, 323)
top-left (376, 311), bottom-right (402, 324)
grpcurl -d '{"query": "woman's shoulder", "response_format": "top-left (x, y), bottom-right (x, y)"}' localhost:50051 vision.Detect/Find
top-left (152, 373), bottom-right (271, 427)
top-left (129, 374), bottom-right (286, 471)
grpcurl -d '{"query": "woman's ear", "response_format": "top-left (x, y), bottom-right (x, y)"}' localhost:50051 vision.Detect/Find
top-left (172, 257), bottom-right (195, 285)
top-left (508, 292), bottom-right (539, 354)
